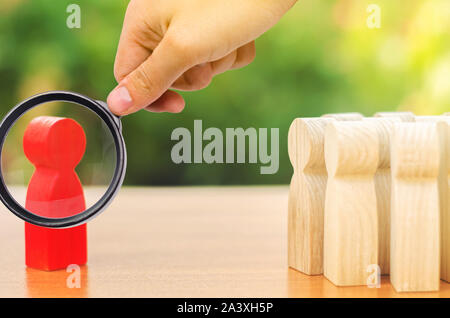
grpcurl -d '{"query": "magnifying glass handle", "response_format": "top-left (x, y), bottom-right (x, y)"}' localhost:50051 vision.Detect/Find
top-left (96, 100), bottom-right (122, 132)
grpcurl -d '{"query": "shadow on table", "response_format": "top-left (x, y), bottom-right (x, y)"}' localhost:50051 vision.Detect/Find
top-left (286, 268), bottom-right (450, 298)
top-left (287, 268), bottom-right (394, 298)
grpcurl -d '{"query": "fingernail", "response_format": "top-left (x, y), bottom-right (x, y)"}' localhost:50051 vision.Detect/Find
top-left (107, 86), bottom-right (133, 114)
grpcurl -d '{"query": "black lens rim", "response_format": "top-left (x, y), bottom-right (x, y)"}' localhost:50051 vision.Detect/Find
top-left (0, 91), bottom-right (126, 228)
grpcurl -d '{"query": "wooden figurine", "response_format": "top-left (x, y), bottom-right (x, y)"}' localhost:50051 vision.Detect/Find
top-left (415, 115), bottom-right (447, 122)
top-left (323, 121), bottom-right (379, 286)
top-left (438, 120), bottom-right (450, 282)
top-left (322, 113), bottom-right (363, 121)
top-left (390, 123), bottom-right (440, 292)
top-left (411, 115), bottom-right (450, 282)
top-left (288, 118), bottom-right (333, 275)
top-left (374, 111), bottom-right (416, 122)
top-left (23, 116), bottom-right (87, 271)
top-left (363, 117), bottom-right (400, 275)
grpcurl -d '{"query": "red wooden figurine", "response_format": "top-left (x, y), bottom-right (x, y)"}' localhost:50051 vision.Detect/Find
top-left (23, 116), bottom-right (87, 271)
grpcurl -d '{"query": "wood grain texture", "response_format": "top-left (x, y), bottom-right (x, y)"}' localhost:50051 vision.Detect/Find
top-left (407, 116), bottom-right (450, 283)
top-left (374, 112), bottom-right (416, 122)
top-left (390, 123), bottom-right (441, 292)
top-left (363, 118), bottom-right (401, 275)
top-left (323, 122), bottom-right (379, 286)
top-left (438, 121), bottom-right (450, 282)
top-left (415, 115), bottom-right (447, 122)
top-left (288, 118), bottom-right (332, 275)
top-left (1, 187), bottom-right (450, 298)
top-left (322, 113), bottom-right (363, 121)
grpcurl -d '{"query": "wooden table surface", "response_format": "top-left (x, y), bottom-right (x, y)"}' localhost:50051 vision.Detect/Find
top-left (0, 186), bottom-right (449, 298)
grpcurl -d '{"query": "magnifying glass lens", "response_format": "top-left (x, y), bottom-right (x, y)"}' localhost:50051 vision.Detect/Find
top-left (1, 101), bottom-right (117, 219)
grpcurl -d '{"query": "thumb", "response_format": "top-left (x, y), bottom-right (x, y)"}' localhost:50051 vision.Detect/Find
top-left (108, 35), bottom-right (197, 115)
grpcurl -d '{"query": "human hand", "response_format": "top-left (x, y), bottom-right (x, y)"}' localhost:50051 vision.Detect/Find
top-left (107, 0), bottom-right (297, 115)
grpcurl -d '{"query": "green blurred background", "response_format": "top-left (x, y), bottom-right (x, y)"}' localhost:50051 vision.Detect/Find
top-left (0, 0), bottom-right (449, 186)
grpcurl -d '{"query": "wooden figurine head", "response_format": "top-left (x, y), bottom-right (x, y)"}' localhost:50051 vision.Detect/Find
top-left (23, 116), bottom-right (86, 170)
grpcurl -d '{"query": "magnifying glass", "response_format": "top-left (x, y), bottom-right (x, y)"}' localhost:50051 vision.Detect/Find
top-left (0, 91), bottom-right (126, 228)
